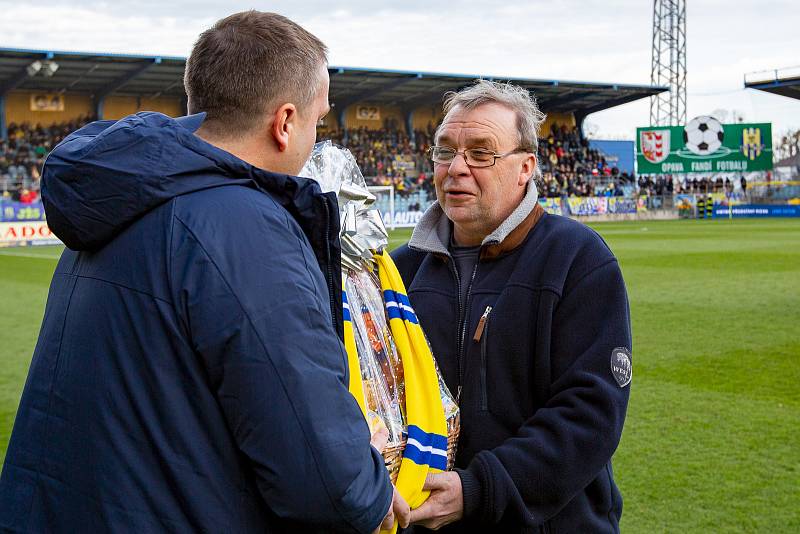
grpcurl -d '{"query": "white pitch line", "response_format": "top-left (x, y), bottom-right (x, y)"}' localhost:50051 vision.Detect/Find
top-left (0, 251), bottom-right (62, 260)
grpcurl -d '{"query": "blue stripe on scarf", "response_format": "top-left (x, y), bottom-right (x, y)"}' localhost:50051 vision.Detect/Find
top-left (402, 425), bottom-right (448, 470)
top-left (342, 291), bottom-right (351, 322)
top-left (382, 289), bottom-right (419, 324)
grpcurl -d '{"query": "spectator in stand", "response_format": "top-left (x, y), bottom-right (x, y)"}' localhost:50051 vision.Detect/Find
top-left (0, 156), bottom-right (10, 192)
top-left (19, 188), bottom-right (38, 204)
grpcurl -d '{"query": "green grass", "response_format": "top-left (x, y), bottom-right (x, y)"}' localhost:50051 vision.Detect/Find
top-left (585, 220), bottom-right (800, 533)
top-left (0, 246), bottom-right (63, 463)
top-left (2, 219), bottom-right (799, 532)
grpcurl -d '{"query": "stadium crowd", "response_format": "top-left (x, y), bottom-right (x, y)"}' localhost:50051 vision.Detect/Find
top-left (318, 120), bottom-right (436, 198)
top-left (1, 117), bottom-right (92, 203)
top-left (671, 175), bottom-right (745, 194)
top-left (538, 123), bottom-right (634, 198)
top-left (319, 121), bottom-right (632, 199)
top-left (3, 117), bottom-right (730, 206)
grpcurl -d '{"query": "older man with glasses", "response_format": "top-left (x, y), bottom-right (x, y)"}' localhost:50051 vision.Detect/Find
top-left (392, 80), bottom-right (632, 533)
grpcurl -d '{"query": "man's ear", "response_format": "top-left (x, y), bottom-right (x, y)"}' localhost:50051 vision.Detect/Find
top-left (518, 153), bottom-right (536, 186)
top-left (270, 103), bottom-right (297, 152)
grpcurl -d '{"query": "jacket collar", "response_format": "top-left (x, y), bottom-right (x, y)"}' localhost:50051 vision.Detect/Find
top-left (408, 179), bottom-right (545, 260)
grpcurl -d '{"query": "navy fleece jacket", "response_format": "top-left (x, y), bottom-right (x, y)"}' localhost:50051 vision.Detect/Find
top-left (393, 209), bottom-right (631, 533)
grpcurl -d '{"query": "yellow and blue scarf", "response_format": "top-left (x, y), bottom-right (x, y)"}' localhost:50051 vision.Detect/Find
top-left (342, 288), bottom-right (368, 416)
top-left (343, 251), bottom-right (448, 530)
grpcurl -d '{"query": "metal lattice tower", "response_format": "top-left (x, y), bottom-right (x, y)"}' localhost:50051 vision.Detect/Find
top-left (650, 0), bottom-right (687, 126)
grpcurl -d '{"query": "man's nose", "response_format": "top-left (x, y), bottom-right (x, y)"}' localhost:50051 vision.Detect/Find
top-left (448, 152), bottom-right (470, 175)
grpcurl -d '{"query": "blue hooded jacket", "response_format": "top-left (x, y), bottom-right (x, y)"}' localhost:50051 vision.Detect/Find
top-left (0, 112), bottom-right (392, 533)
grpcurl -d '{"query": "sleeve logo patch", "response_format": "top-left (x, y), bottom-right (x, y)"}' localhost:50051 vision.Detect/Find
top-left (611, 347), bottom-right (632, 388)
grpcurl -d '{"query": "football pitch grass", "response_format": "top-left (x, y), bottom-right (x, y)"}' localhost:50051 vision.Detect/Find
top-left (1, 218), bottom-right (798, 532)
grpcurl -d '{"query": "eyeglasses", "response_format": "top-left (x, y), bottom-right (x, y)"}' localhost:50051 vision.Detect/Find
top-left (428, 146), bottom-right (530, 168)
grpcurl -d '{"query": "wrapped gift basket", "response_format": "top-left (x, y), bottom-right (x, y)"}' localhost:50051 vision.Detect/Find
top-left (301, 142), bottom-right (459, 483)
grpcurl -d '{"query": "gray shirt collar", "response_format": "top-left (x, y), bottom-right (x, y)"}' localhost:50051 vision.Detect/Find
top-left (408, 179), bottom-right (539, 256)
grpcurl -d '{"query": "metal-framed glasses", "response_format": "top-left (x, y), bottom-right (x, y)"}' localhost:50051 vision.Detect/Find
top-left (428, 146), bottom-right (529, 168)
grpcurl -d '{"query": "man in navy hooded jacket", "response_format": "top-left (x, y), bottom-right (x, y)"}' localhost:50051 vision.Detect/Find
top-left (0, 11), bottom-right (407, 533)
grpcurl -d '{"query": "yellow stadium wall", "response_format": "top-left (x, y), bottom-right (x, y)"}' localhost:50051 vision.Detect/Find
top-left (102, 96), bottom-right (182, 120)
top-left (5, 91), bottom-right (93, 126)
top-left (410, 106), bottom-right (444, 133)
top-left (4, 91), bottom-right (183, 126)
top-left (316, 109), bottom-right (340, 133)
top-left (343, 104), bottom-right (404, 130)
top-left (409, 108), bottom-right (573, 137)
top-left (331, 104), bottom-right (444, 133)
top-left (314, 102), bottom-right (575, 137)
top-left (540, 112), bottom-right (576, 137)
top-left (335, 105), bottom-right (574, 137)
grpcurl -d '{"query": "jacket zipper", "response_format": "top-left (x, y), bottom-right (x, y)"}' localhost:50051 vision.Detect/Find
top-left (474, 306), bottom-right (492, 411)
top-left (322, 200), bottom-right (338, 334)
top-left (455, 262), bottom-right (480, 403)
top-left (473, 305), bottom-right (492, 342)
top-left (447, 259), bottom-right (464, 402)
top-left (473, 306), bottom-right (492, 411)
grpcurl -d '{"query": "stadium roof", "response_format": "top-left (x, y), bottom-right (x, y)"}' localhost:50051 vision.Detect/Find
top-left (0, 47), bottom-right (667, 117)
top-left (328, 66), bottom-right (666, 116)
top-left (744, 66), bottom-right (800, 101)
top-left (0, 48), bottom-right (188, 101)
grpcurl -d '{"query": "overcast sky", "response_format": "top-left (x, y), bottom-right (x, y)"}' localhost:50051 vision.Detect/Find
top-left (1, 0), bottom-right (798, 141)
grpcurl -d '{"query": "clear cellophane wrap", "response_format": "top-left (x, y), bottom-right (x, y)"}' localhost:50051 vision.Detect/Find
top-left (301, 141), bottom-right (460, 481)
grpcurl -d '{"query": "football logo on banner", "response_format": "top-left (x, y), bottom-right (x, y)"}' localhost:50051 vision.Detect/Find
top-left (640, 130), bottom-right (670, 163)
top-left (683, 115), bottom-right (724, 156)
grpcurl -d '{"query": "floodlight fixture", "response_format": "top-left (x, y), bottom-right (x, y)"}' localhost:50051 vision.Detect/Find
top-left (42, 60), bottom-right (59, 77)
top-left (26, 60), bottom-right (42, 77)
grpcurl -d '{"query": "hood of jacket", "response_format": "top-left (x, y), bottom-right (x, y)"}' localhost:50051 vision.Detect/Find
top-left (42, 111), bottom-right (334, 251)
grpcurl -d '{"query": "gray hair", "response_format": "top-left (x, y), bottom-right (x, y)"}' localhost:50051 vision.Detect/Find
top-left (437, 79), bottom-right (547, 153)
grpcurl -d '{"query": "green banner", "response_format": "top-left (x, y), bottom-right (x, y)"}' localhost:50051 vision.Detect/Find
top-left (636, 117), bottom-right (772, 174)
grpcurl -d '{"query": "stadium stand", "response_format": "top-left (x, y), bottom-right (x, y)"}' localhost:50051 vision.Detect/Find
top-left (320, 123), bottom-right (434, 189)
top-left (0, 117), bottom-right (638, 205)
top-left (319, 120), bottom-right (637, 200)
top-left (1, 117), bottom-right (91, 201)
top-left (0, 47), bottom-right (668, 211)
top-left (538, 123), bottom-right (635, 198)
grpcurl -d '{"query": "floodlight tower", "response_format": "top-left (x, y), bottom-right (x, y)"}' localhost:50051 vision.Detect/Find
top-left (650, 0), bottom-right (687, 126)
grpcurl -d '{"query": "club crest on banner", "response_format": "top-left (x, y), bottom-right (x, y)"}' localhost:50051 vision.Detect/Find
top-left (741, 127), bottom-right (763, 161)
top-left (640, 130), bottom-right (670, 164)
